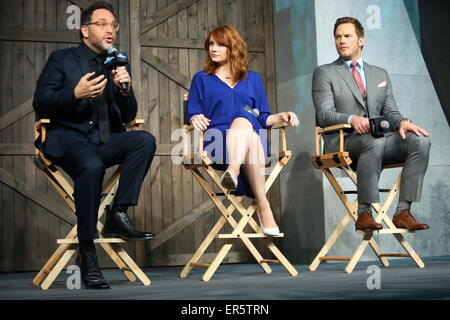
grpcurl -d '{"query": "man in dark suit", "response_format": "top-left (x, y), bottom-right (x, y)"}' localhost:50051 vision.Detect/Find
top-left (33, 2), bottom-right (156, 289)
top-left (312, 17), bottom-right (431, 232)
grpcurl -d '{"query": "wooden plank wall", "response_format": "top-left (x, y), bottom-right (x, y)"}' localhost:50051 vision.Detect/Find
top-left (0, 0), bottom-right (279, 272)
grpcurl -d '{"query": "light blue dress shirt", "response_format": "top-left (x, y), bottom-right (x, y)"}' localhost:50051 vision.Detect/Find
top-left (344, 56), bottom-right (366, 89)
top-left (343, 57), bottom-right (366, 124)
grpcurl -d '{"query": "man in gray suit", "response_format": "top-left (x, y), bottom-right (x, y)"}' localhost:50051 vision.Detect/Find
top-left (312, 17), bottom-right (431, 231)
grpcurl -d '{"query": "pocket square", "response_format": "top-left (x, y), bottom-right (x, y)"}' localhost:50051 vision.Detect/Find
top-left (377, 81), bottom-right (387, 88)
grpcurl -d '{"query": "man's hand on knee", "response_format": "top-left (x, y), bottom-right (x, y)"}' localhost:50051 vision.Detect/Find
top-left (398, 120), bottom-right (430, 140)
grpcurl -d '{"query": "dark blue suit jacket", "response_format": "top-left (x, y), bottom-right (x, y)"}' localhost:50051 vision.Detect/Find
top-left (33, 44), bottom-right (138, 158)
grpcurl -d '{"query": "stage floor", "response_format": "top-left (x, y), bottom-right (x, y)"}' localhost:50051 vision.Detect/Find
top-left (1, 255), bottom-right (449, 300)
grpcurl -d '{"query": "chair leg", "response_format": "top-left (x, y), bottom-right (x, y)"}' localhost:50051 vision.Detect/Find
top-left (219, 198), bottom-right (274, 275)
top-left (33, 226), bottom-right (78, 286)
top-left (368, 238), bottom-right (390, 267)
top-left (111, 244), bottom-right (151, 286)
top-left (182, 157), bottom-right (296, 281)
top-left (40, 245), bottom-right (77, 290)
top-left (186, 168), bottom-right (273, 277)
top-left (203, 240), bottom-right (235, 282)
top-left (310, 167), bottom-right (394, 271)
top-left (266, 241), bottom-right (298, 276)
top-left (345, 233), bottom-right (373, 273)
top-left (309, 212), bottom-right (353, 271)
top-left (180, 216), bottom-right (228, 278)
top-left (394, 234), bottom-right (425, 268)
top-left (224, 207), bottom-right (272, 274)
top-left (240, 236), bottom-right (272, 274)
top-left (35, 162), bottom-right (149, 289)
top-left (99, 242), bottom-right (137, 282)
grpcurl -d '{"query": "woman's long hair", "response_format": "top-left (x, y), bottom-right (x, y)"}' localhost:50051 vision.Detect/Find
top-left (204, 25), bottom-right (248, 82)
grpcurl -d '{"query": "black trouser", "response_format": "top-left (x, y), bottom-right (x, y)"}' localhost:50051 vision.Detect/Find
top-left (49, 129), bottom-right (156, 240)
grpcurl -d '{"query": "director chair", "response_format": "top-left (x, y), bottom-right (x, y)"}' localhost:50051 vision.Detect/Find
top-left (309, 124), bottom-right (425, 273)
top-left (32, 118), bottom-right (151, 290)
top-left (179, 95), bottom-right (298, 281)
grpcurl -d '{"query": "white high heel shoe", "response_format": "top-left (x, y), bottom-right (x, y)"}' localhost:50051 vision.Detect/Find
top-left (220, 170), bottom-right (238, 191)
top-left (256, 211), bottom-right (280, 236)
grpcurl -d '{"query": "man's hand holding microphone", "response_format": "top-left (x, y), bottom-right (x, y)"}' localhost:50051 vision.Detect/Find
top-left (74, 48), bottom-right (131, 99)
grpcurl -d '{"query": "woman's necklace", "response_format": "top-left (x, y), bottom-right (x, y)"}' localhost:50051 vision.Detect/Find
top-left (216, 69), bottom-right (236, 87)
top-left (218, 72), bottom-right (232, 80)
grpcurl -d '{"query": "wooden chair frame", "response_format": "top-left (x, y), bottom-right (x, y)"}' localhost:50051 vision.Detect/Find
top-left (32, 119), bottom-right (151, 289)
top-left (309, 124), bottom-right (425, 273)
top-left (179, 107), bottom-right (298, 281)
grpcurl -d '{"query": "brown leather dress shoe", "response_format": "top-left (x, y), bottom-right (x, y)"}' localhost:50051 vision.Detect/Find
top-left (355, 211), bottom-right (383, 231)
top-left (393, 209), bottom-right (429, 230)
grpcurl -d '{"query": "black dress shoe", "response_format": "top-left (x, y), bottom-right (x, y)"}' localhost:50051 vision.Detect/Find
top-left (76, 246), bottom-right (110, 290)
top-left (103, 207), bottom-right (155, 240)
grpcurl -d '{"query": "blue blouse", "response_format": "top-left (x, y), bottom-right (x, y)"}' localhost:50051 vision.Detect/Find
top-left (186, 70), bottom-right (272, 198)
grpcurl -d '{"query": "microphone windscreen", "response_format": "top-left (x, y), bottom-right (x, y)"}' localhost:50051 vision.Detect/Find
top-left (107, 47), bottom-right (118, 55)
top-left (380, 120), bottom-right (390, 130)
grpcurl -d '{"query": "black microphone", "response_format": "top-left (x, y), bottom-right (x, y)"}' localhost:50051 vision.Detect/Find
top-left (369, 116), bottom-right (390, 137)
top-left (105, 48), bottom-right (129, 90)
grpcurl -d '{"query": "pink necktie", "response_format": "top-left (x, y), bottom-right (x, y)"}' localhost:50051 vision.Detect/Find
top-left (351, 61), bottom-right (366, 96)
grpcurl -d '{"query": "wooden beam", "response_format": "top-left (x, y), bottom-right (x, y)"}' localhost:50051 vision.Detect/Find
top-left (141, 51), bottom-right (191, 91)
top-left (141, 36), bottom-right (205, 50)
top-left (156, 144), bottom-right (178, 156)
top-left (0, 98), bottom-right (33, 131)
top-left (0, 168), bottom-right (76, 225)
top-left (140, 0), bottom-right (201, 35)
top-left (150, 197), bottom-right (220, 250)
top-left (0, 29), bottom-right (120, 44)
top-left (0, 29), bottom-right (80, 44)
top-left (0, 143), bottom-right (34, 155)
top-left (141, 36), bottom-right (265, 53)
top-left (130, 0), bottom-right (142, 111)
top-left (0, 143), bottom-right (177, 156)
top-left (263, 1), bottom-right (277, 113)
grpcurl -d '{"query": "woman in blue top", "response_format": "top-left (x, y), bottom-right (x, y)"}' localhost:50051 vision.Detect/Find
top-left (187, 25), bottom-right (299, 236)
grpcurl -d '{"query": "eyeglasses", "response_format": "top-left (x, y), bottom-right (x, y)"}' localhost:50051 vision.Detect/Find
top-left (88, 20), bottom-right (120, 32)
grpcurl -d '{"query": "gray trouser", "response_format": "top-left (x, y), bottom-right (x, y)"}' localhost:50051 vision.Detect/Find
top-left (345, 131), bottom-right (431, 204)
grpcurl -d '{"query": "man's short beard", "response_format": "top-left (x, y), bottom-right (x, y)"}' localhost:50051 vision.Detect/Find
top-left (94, 40), bottom-right (113, 53)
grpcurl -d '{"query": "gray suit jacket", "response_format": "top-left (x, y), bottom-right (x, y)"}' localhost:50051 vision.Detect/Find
top-left (312, 57), bottom-right (405, 151)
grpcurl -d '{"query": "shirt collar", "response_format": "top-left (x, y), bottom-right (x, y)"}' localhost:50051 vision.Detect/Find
top-left (82, 42), bottom-right (106, 61)
top-left (343, 56), bottom-right (364, 71)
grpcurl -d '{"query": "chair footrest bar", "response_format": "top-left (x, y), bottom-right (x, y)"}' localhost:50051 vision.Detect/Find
top-left (345, 189), bottom-right (391, 194)
top-left (216, 233), bottom-right (284, 239)
top-left (319, 257), bottom-right (351, 261)
top-left (57, 238), bottom-right (126, 244)
top-left (190, 262), bottom-right (211, 268)
top-left (356, 229), bottom-right (415, 235)
top-left (379, 253), bottom-right (411, 258)
top-left (260, 259), bottom-right (281, 264)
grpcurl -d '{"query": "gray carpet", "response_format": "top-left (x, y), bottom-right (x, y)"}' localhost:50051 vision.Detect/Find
top-left (0, 255), bottom-right (449, 300)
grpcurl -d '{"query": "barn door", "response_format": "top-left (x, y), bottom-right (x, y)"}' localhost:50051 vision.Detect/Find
top-left (131, 0), bottom-right (279, 267)
top-left (0, 0), bottom-right (278, 271)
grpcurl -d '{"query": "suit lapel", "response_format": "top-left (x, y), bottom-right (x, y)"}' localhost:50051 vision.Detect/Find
top-left (74, 44), bottom-right (90, 75)
top-left (334, 58), bottom-right (366, 109)
top-left (363, 62), bottom-right (376, 116)
top-left (74, 44), bottom-right (94, 108)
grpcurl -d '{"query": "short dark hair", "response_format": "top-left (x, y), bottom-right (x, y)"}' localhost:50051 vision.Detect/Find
top-left (334, 17), bottom-right (365, 38)
top-left (79, 1), bottom-right (116, 40)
